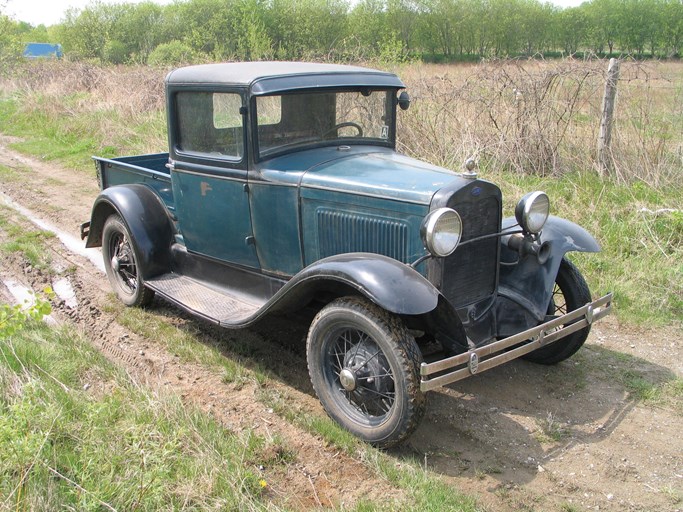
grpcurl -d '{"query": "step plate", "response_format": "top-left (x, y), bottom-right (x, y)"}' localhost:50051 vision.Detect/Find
top-left (146, 273), bottom-right (260, 325)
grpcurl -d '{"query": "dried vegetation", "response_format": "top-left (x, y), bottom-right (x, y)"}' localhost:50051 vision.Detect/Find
top-left (396, 58), bottom-right (683, 187)
top-left (2, 59), bottom-right (681, 186)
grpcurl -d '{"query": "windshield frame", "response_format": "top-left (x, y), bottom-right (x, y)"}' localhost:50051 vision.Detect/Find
top-left (250, 87), bottom-right (399, 162)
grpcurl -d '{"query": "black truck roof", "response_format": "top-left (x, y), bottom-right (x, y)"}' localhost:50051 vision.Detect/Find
top-left (165, 61), bottom-right (405, 95)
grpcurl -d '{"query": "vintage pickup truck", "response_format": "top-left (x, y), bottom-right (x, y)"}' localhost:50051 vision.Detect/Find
top-left (82, 62), bottom-right (611, 447)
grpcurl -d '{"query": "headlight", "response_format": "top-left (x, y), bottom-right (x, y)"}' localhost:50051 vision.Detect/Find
top-left (515, 191), bottom-right (550, 234)
top-left (420, 208), bottom-right (462, 257)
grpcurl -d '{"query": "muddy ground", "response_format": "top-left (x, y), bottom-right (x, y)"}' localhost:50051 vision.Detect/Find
top-left (0, 137), bottom-right (681, 511)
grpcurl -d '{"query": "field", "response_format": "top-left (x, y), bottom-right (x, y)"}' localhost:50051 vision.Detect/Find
top-left (0, 59), bottom-right (681, 511)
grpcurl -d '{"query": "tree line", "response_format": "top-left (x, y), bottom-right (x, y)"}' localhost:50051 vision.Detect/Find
top-left (3, 0), bottom-right (683, 65)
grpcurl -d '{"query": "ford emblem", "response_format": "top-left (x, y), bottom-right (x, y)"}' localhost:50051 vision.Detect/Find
top-left (471, 187), bottom-right (482, 197)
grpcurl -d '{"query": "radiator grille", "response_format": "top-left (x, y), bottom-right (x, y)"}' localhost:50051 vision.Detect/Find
top-left (441, 194), bottom-right (500, 307)
top-left (317, 209), bottom-right (409, 262)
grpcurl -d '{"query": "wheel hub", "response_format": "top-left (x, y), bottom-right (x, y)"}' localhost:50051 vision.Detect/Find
top-left (342, 340), bottom-right (392, 396)
top-left (111, 255), bottom-right (120, 272)
top-left (339, 368), bottom-right (357, 391)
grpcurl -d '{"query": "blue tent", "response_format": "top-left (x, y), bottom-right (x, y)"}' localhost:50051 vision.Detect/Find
top-left (23, 43), bottom-right (63, 59)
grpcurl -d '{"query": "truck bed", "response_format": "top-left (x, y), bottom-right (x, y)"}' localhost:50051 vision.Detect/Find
top-left (93, 153), bottom-right (174, 211)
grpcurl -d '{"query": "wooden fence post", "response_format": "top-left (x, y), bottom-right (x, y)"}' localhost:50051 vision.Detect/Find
top-left (597, 58), bottom-right (620, 174)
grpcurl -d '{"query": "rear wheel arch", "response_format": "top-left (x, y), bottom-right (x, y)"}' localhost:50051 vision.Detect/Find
top-left (85, 185), bottom-right (174, 279)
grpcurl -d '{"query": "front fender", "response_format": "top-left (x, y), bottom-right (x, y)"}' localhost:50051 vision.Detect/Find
top-left (497, 215), bottom-right (600, 330)
top-left (267, 253), bottom-right (440, 316)
top-left (85, 184), bottom-right (174, 279)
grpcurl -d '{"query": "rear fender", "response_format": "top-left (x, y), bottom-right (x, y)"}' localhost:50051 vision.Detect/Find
top-left (497, 215), bottom-right (600, 330)
top-left (85, 184), bottom-right (174, 279)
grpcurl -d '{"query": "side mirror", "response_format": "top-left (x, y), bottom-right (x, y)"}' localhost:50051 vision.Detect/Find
top-left (398, 91), bottom-right (411, 111)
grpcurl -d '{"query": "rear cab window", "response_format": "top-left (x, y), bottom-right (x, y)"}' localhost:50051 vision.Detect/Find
top-left (176, 91), bottom-right (244, 160)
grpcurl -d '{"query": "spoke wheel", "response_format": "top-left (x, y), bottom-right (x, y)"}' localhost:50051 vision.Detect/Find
top-left (102, 215), bottom-right (154, 307)
top-left (307, 297), bottom-right (424, 447)
top-left (523, 258), bottom-right (592, 365)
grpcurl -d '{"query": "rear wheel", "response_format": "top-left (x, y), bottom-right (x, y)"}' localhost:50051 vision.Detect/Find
top-left (306, 297), bottom-right (425, 447)
top-left (523, 258), bottom-right (591, 365)
top-left (102, 215), bottom-right (155, 307)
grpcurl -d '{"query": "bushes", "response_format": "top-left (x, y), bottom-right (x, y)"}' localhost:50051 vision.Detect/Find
top-left (148, 41), bottom-right (198, 66)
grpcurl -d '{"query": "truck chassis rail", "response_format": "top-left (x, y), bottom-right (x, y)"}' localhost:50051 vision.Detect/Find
top-left (420, 293), bottom-right (613, 391)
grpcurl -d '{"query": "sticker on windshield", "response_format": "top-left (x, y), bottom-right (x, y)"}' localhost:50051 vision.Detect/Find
top-left (380, 125), bottom-right (389, 139)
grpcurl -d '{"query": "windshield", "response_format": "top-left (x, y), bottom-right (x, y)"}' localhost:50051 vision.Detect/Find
top-left (255, 89), bottom-right (395, 158)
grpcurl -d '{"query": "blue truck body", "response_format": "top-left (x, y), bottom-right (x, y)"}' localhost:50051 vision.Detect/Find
top-left (83, 62), bottom-right (612, 447)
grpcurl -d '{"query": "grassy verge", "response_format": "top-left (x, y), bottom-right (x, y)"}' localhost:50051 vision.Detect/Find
top-left (0, 321), bottom-right (283, 511)
top-left (0, 92), bottom-right (166, 173)
top-left (0, 206), bottom-right (55, 271)
top-left (0, 208), bottom-right (281, 510)
top-left (258, 386), bottom-right (480, 511)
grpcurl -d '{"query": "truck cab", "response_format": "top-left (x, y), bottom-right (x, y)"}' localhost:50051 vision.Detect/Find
top-left (83, 62), bottom-right (611, 447)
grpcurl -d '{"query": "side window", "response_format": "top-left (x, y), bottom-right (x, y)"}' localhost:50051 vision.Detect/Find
top-left (176, 91), bottom-right (244, 159)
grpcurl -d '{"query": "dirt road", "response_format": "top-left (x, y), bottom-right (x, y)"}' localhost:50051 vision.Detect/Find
top-left (1, 138), bottom-right (681, 511)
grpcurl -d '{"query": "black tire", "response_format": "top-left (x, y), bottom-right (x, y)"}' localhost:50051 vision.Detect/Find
top-left (102, 215), bottom-right (155, 307)
top-left (523, 258), bottom-right (592, 365)
top-left (306, 296), bottom-right (425, 448)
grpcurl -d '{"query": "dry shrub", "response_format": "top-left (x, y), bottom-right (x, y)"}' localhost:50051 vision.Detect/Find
top-left (397, 59), bottom-right (683, 187)
top-left (1, 61), bottom-right (168, 155)
top-left (5, 61), bottom-right (165, 115)
top-left (609, 62), bottom-right (683, 186)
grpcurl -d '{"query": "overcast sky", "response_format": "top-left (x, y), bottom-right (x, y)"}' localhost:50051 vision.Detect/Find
top-left (6, 0), bottom-right (584, 28)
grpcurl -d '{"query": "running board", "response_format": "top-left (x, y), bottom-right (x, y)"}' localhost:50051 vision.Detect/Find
top-left (146, 273), bottom-right (263, 326)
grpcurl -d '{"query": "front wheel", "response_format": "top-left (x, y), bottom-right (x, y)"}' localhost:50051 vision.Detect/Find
top-left (306, 297), bottom-right (425, 447)
top-left (102, 214), bottom-right (155, 307)
top-left (523, 258), bottom-right (592, 365)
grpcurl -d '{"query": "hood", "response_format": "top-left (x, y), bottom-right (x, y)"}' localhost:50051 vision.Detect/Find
top-left (300, 149), bottom-right (457, 205)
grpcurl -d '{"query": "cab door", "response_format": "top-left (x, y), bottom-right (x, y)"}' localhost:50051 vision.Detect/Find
top-left (170, 90), bottom-right (260, 269)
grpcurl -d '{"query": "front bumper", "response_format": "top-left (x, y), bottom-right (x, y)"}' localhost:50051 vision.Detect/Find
top-left (420, 293), bottom-right (613, 391)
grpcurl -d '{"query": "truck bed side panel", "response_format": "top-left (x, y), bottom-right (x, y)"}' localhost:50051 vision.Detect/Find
top-left (94, 153), bottom-right (174, 211)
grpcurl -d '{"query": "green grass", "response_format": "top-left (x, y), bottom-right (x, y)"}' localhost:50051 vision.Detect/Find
top-left (534, 411), bottom-right (569, 444)
top-left (367, 450), bottom-right (480, 512)
top-left (621, 370), bottom-right (683, 411)
top-left (0, 322), bottom-right (281, 511)
top-left (0, 93), bottom-right (165, 173)
top-left (258, 386), bottom-right (481, 512)
top-left (102, 299), bottom-right (259, 390)
top-left (579, 345), bottom-right (683, 413)
top-left (0, 206), bottom-right (55, 270)
top-left (0, 163), bottom-right (21, 181)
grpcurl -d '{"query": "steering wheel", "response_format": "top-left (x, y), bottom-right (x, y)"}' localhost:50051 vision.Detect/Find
top-left (323, 122), bottom-right (363, 138)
